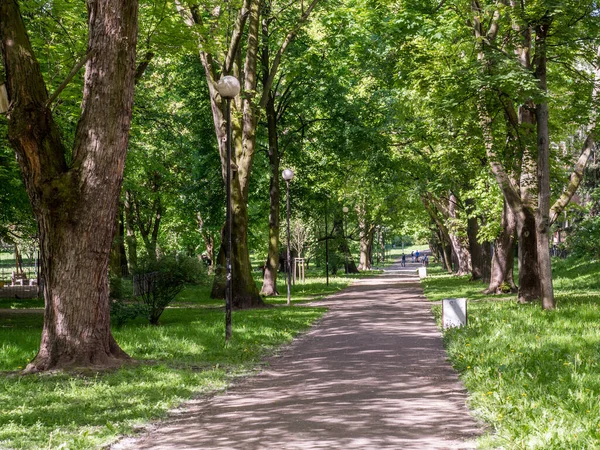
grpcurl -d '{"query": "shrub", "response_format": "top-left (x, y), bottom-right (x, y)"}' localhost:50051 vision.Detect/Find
top-left (133, 255), bottom-right (205, 325)
top-left (566, 215), bottom-right (600, 259)
top-left (110, 297), bottom-right (149, 327)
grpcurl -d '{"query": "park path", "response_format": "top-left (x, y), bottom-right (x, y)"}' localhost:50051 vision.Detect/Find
top-left (114, 260), bottom-right (482, 449)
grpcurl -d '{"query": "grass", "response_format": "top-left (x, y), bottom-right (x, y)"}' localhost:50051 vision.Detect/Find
top-left (422, 258), bottom-right (600, 449)
top-left (0, 271), bottom-right (355, 449)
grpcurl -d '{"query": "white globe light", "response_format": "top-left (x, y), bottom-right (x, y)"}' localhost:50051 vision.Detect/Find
top-left (343, 206), bottom-right (349, 213)
top-left (282, 168), bottom-right (294, 181)
top-left (216, 75), bottom-right (241, 99)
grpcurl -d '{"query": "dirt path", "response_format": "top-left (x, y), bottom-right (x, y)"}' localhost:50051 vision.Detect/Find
top-left (114, 261), bottom-right (482, 449)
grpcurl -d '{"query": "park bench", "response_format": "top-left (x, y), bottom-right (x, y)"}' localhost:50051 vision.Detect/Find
top-left (11, 271), bottom-right (28, 286)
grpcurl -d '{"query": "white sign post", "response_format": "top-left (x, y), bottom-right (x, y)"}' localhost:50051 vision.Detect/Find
top-left (417, 267), bottom-right (427, 279)
top-left (442, 298), bottom-right (467, 329)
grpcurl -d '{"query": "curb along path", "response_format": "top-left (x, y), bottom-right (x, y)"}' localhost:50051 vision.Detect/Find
top-left (116, 261), bottom-right (482, 449)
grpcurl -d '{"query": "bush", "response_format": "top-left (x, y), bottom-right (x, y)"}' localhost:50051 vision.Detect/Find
top-left (133, 255), bottom-right (205, 325)
top-left (566, 216), bottom-right (600, 259)
top-left (110, 297), bottom-right (149, 327)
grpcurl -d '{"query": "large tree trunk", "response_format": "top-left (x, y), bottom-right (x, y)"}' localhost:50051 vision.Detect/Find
top-left (1, 0), bottom-right (138, 371)
top-left (211, 201), bottom-right (262, 309)
top-left (515, 208), bottom-right (540, 302)
top-left (486, 201), bottom-right (517, 294)
top-left (357, 226), bottom-right (375, 271)
top-left (466, 213), bottom-right (491, 282)
top-left (533, 20), bottom-right (555, 309)
top-left (194, 0), bottom-right (263, 308)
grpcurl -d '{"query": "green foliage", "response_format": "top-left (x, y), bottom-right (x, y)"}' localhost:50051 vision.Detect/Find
top-left (566, 215), bottom-right (600, 259)
top-left (110, 297), bottom-right (149, 328)
top-left (423, 258), bottom-right (600, 448)
top-left (133, 255), bottom-right (206, 325)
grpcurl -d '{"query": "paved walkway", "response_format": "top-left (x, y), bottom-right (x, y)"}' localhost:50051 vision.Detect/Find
top-left (115, 261), bottom-right (482, 449)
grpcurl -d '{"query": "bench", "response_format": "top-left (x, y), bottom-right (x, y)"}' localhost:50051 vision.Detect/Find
top-left (11, 272), bottom-right (28, 286)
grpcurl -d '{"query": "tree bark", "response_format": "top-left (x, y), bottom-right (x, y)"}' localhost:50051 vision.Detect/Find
top-left (486, 200), bottom-right (517, 294)
top-left (1, 0), bottom-right (138, 371)
top-left (448, 193), bottom-right (471, 275)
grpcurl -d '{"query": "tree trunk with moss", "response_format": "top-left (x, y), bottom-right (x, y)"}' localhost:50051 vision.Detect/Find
top-left (1, 0), bottom-right (138, 371)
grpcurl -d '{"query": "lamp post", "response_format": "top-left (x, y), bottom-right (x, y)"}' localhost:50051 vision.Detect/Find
top-left (216, 75), bottom-right (240, 341)
top-left (342, 206), bottom-right (349, 273)
top-left (282, 169), bottom-right (294, 305)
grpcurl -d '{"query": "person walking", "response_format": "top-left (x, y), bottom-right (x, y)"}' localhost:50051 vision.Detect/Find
top-left (411, 251), bottom-right (414, 263)
top-left (401, 253), bottom-right (406, 267)
top-left (415, 250), bottom-right (420, 262)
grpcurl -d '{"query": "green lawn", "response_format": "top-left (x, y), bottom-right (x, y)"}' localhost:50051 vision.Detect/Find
top-left (422, 258), bottom-right (600, 449)
top-left (0, 271), bottom-right (356, 449)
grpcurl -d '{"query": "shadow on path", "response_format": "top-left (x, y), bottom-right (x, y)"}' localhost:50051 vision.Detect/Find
top-left (114, 260), bottom-right (482, 449)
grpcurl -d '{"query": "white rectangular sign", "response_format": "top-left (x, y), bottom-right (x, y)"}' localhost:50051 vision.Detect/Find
top-left (442, 298), bottom-right (467, 329)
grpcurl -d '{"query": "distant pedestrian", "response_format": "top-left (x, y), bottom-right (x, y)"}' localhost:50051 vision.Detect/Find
top-left (411, 251), bottom-right (414, 263)
top-left (423, 255), bottom-right (429, 267)
top-left (401, 253), bottom-right (406, 267)
top-left (415, 250), bottom-right (420, 262)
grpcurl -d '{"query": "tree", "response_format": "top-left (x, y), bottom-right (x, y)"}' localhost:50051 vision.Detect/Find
top-left (473, 0), bottom-right (600, 308)
top-left (0, 0), bottom-right (139, 371)
top-left (175, 0), bottom-right (322, 308)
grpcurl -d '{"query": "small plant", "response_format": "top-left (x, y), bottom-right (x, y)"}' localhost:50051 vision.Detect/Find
top-left (133, 255), bottom-right (205, 325)
top-left (498, 281), bottom-right (512, 293)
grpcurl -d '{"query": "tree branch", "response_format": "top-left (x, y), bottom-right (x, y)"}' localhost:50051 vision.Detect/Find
top-left (259, 0), bottom-right (320, 109)
top-left (224, 0), bottom-right (252, 75)
top-left (45, 50), bottom-right (96, 108)
top-left (549, 135), bottom-right (594, 224)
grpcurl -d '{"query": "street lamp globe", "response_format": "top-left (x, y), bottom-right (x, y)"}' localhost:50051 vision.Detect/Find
top-left (216, 75), bottom-right (241, 99)
top-left (282, 168), bottom-right (294, 181)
